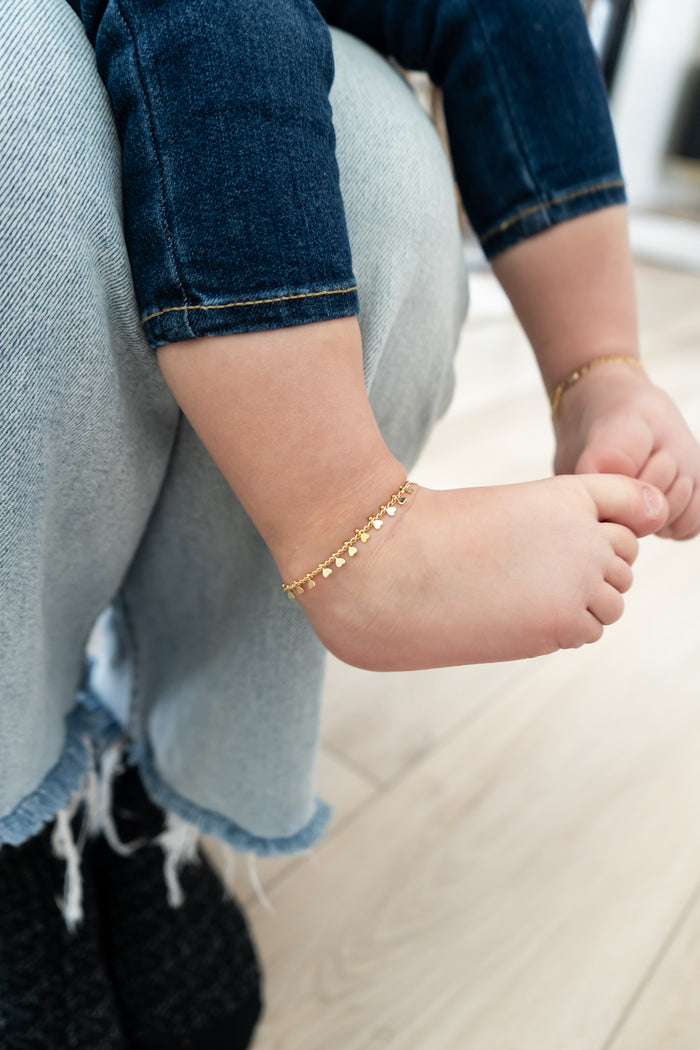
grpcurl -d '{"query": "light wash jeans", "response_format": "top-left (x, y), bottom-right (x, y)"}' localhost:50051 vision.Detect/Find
top-left (0, 0), bottom-right (468, 854)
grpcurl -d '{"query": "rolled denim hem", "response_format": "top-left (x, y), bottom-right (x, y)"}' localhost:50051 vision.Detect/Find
top-left (0, 684), bottom-right (121, 849)
top-left (142, 283), bottom-right (360, 350)
top-left (132, 741), bottom-right (333, 857)
top-left (480, 177), bottom-right (627, 260)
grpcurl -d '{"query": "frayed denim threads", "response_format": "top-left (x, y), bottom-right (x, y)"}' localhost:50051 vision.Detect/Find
top-left (0, 689), bottom-right (120, 849)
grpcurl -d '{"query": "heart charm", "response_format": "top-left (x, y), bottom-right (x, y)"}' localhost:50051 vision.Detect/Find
top-left (307, 579), bottom-right (316, 589)
top-left (360, 532), bottom-right (369, 543)
top-left (322, 567), bottom-right (332, 578)
top-left (348, 546), bottom-right (358, 557)
top-left (386, 506), bottom-right (397, 516)
top-left (397, 495), bottom-right (407, 504)
top-left (335, 557), bottom-right (345, 568)
top-left (372, 519), bottom-right (383, 530)
top-left (295, 586), bottom-right (304, 595)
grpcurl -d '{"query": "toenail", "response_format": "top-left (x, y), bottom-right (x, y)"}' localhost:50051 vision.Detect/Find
top-left (643, 487), bottom-right (663, 515)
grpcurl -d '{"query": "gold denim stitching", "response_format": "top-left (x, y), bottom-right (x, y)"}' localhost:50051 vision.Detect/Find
top-left (142, 285), bottom-right (358, 325)
top-left (480, 179), bottom-right (625, 245)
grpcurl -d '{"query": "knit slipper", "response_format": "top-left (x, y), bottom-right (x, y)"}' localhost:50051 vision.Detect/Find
top-left (93, 766), bottom-right (263, 1050)
top-left (0, 820), bottom-right (127, 1050)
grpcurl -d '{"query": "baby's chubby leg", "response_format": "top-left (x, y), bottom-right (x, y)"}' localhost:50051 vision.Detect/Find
top-left (159, 321), bottom-right (668, 674)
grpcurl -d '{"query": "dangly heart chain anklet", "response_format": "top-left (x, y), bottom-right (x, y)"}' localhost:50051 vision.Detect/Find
top-left (282, 480), bottom-right (416, 599)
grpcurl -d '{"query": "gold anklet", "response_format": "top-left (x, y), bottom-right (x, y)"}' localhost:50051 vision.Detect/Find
top-left (550, 356), bottom-right (644, 420)
top-left (283, 481), bottom-right (416, 599)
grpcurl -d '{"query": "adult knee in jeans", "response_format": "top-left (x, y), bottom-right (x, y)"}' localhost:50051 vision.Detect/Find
top-left (330, 29), bottom-right (469, 468)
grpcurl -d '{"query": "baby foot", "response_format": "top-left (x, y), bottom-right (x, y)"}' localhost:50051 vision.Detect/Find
top-left (553, 362), bottom-right (700, 540)
top-left (287, 474), bottom-right (668, 671)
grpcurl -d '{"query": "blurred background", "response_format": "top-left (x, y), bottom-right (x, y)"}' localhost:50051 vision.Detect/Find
top-left (591, 0), bottom-right (700, 268)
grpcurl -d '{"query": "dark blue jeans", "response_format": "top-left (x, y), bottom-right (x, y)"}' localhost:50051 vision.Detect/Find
top-left (72, 0), bottom-right (625, 349)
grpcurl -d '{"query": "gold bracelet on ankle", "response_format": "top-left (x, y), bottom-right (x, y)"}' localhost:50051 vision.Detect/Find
top-left (550, 356), bottom-right (645, 420)
top-left (283, 480), bottom-right (416, 599)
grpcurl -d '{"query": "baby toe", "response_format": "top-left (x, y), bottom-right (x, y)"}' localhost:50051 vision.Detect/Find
top-left (587, 582), bottom-right (625, 627)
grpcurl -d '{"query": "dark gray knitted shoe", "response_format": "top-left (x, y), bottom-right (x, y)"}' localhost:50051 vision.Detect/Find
top-left (0, 822), bottom-right (127, 1050)
top-left (93, 767), bottom-right (263, 1050)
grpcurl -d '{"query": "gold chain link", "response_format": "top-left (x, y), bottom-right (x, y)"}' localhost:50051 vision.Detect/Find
top-left (283, 481), bottom-right (416, 598)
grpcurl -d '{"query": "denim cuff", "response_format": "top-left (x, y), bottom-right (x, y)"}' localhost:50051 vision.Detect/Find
top-left (478, 176), bottom-right (627, 260)
top-left (87, 0), bottom-right (358, 351)
top-left (142, 282), bottom-right (359, 348)
top-left (318, 0), bottom-right (626, 267)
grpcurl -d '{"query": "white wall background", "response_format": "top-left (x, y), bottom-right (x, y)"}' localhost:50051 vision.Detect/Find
top-left (611, 0), bottom-right (700, 211)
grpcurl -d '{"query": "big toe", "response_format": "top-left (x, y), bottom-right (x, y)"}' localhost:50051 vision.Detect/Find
top-left (582, 474), bottom-right (669, 536)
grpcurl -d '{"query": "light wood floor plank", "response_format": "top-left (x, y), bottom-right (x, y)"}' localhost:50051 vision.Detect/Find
top-left (205, 746), bottom-right (376, 907)
top-left (248, 617), bottom-right (700, 1049)
top-left (321, 657), bottom-right (523, 786)
top-left (606, 884), bottom-right (700, 1050)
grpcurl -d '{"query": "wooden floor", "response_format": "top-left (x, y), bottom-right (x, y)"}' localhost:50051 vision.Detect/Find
top-left (218, 263), bottom-right (700, 1050)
